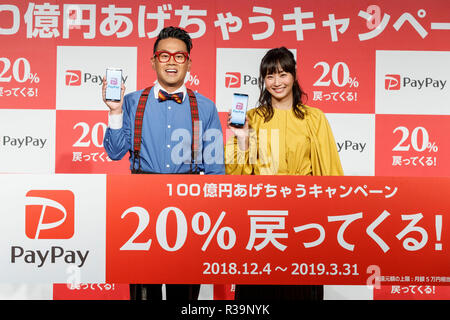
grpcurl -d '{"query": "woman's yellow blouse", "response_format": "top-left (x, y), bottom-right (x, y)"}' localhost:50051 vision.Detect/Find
top-left (225, 106), bottom-right (344, 176)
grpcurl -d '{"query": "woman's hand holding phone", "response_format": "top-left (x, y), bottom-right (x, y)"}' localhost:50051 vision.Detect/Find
top-left (227, 110), bottom-right (249, 151)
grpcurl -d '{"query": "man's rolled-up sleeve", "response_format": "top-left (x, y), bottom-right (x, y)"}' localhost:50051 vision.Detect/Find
top-left (103, 96), bottom-right (132, 161)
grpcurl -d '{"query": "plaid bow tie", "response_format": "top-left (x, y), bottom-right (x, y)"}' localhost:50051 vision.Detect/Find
top-left (158, 90), bottom-right (183, 104)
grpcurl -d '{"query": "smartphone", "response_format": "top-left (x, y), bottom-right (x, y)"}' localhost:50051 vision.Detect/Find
top-left (229, 93), bottom-right (249, 127)
top-left (105, 68), bottom-right (122, 101)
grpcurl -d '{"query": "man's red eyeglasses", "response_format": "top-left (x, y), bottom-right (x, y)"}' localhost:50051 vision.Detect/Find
top-left (154, 51), bottom-right (189, 64)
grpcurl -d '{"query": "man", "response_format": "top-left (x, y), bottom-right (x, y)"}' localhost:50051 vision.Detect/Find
top-left (102, 26), bottom-right (225, 300)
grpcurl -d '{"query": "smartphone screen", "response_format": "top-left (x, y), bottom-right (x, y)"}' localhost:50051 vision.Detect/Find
top-left (230, 93), bottom-right (249, 127)
top-left (105, 68), bottom-right (122, 101)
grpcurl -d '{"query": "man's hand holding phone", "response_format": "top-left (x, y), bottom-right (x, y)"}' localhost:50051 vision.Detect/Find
top-left (102, 68), bottom-right (125, 115)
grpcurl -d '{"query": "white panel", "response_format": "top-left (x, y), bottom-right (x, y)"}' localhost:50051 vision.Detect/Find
top-left (0, 284), bottom-right (52, 300)
top-left (326, 113), bottom-right (375, 176)
top-left (0, 174), bottom-right (106, 283)
top-left (324, 285), bottom-right (374, 300)
top-left (56, 46), bottom-right (137, 110)
top-left (376, 51), bottom-right (450, 115)
top-left (198, 284), bottom-right (213, 300)
top-left (0, 109), bottom-right (55, 173)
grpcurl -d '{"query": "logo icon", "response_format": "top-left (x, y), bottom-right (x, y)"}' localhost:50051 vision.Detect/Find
top-left (25, 190), bottom-right (75, 239)
top-left (110, 77), bottom-right (118, 85)
top-left (65, 70), bottom-right (81, 86)
top-left (236, 102), bottom-right (243, 110)
top-left (385, 74), bottom-right (401, 90)
top-left (225, 72), bottom-right (241, 88)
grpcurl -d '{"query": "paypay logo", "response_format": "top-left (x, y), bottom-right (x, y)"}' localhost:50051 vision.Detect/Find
top-left (65, 70), bottom-right (128, 87)
top-left (65, 70), bottom-right (82, 86)
top-left (225, 72), bottom-right (258, 88)
top-left (385, 74), bottom-right (401, 90)
top-left (385, 74), bottom-right (447, 91)
top-left (225, 72), bottom-right (241, 88)
top-left (25, 190), bottom-right (75, 239)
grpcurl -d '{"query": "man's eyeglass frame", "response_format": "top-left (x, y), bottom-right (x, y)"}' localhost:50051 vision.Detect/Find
top-left (154, 51), bottom-right (190, 64)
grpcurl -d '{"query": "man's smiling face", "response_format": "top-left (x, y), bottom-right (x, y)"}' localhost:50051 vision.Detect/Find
top-left (151, 37), bottom-right (191, 92)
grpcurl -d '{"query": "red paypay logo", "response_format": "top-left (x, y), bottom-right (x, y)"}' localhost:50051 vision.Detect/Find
top-left (65, 70), bottom-right (82, 86)
top-left (385, 74), bottom-right (401, 90)
top-left (225, 72), bottom-right (241, 88)
top-left (25, 190), bottom-right (75, 239)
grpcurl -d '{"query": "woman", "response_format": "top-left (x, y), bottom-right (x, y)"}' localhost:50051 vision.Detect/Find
top-left (225, 47), bottom-right (343, 300)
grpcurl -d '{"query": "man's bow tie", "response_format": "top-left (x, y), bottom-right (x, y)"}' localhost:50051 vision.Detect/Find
top-left (158, 90), bottom-right (183, 104)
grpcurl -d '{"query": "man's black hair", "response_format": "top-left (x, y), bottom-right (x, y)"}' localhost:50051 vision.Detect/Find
top-left (153, 26), bottom-right (193, 54)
